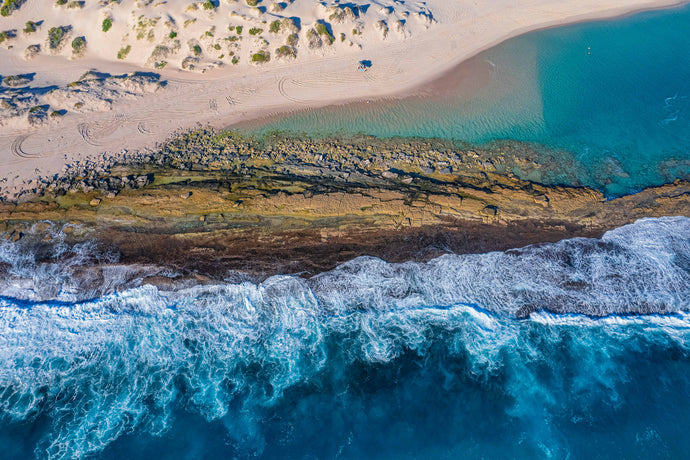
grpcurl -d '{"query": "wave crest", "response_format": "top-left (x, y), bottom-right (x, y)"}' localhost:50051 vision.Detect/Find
top-left (0, 217), bottom-right (688, 458)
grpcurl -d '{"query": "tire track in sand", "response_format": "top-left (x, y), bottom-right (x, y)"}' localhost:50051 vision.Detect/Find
top-left (137, 122), bottom-right (152, 135)
top-left (10, 134), bottom-right (33, 159)
top-left (278, 77), bottom-right (307, 104)
top-left (77, 118), bottom-right (124, 146)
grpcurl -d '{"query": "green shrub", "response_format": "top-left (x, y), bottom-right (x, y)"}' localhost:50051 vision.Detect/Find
top-left (202, 0), bottom-right (214, 10)
top-left (66, 1), bottom-right (84, 8)
top-left (245, 0), bottom-right (258, 6)
top-left (235, 25), bottom-right (243, 34)
top-left (248, 27), bottom-right (263, 36)
top-left (275, 45), bottom-right (294, 58)
top-left (102, 18), bottom-right (112, 32)
top-left (306, 28), bottom-right (320, 48)
top-left (55, 0), bottom-right (66, 4)
top-left (71, 36), bottom-right (86, 54)
top-left (23, 21), bottom-right (37, 33)
top-left (269, 20), bottom-right (280, 33)
top-left (251, 50), bottom-right (269, 63)
top-left (0, 30), bottom-right (15, 43)
top-left (315, 23), bottom-right (334, 45)
top-left (1, 0), bottom-right (24, 17)
top-left (192, 44), bottom-right (202, 56)
top-left (24, 44), bottom-right (40, 58)
top-left (149, 44), bottom-right (169, 60)
top-left (117, 44), bottom-right (131, 59)
top-left (213, 43), bottom-right (221, 50)
top-left (329, 10), bottom-right (344, 22)
top-left (2, 74), bottom-right (31, 86)
top-left (286, 33), bottom-right (298, 46)
top-left (47, 26), bottom-right (69, 50)
top-left (231, 56), bottom-right (239, 64)
top-left (169, 30), bottom-right (177, 39)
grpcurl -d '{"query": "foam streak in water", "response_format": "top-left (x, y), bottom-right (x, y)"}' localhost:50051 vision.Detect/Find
top-left (0, 217), bottom-right (688, 458)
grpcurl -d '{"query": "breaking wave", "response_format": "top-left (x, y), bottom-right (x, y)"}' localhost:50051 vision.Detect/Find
top-left (0, 217), bottom-right (688, 458)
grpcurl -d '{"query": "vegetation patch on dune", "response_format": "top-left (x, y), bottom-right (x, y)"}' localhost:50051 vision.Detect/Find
top-left (275, 45), bottom-right (295, 59)
top-left (251, 49), bottom-right (269, 63)
top-left (23, 20), bottom-right (39, 34)
top-left (0, 29), bottom-right (16, 44)
top-left (3, 74), bottom-right (33, 87)
top-left (269, 20), bottom-right (281, 33)
top-left (286, 32), bottom-right (298, 46)
top-left (306, 28), bottom-right (321, 48)
top-left (48, 26), bottom-right (70, 51)
top-left (24, 43), bottom-right (40, 59)
top-left (0, 0), bottom-right (430, 75)
top-left (0, 0), bottom-right (24, 17)
top-left (315, 23), bottom-right (334, 45)
top-left (117, 44), bottom-right (131, 59)
top-left (71, 36), bottom-right (86, 57)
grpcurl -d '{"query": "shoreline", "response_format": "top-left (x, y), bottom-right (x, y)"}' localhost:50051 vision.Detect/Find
top-left (0, 0), bottom-right (687, 193)
top-left (231, 0), bottom-right (690, 134)
top-left (1, 129), bottom-right (688, 281)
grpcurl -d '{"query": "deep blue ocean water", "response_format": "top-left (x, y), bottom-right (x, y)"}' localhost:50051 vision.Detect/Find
top-left (0, 217), bottom-right (689, 459)
top-left (251, 4), bottom-right (690, 196)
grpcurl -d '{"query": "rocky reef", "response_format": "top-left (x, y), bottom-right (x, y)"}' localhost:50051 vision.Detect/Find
top-left (1, 128), bottom-right (688, 279)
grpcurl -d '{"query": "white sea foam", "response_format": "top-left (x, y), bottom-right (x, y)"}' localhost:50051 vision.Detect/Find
top-left (309, 216), bottom-right (690, 317)
top-left (0, 217), bottom-right (688, 458)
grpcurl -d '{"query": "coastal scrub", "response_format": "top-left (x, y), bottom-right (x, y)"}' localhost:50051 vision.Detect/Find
top-left (117, 44), bottom-right (131, 59)
top-left (0, 0), bottom-right (23, 16)
top-left (251, 49), bottom-right (269, 63)
top-left (269, 20), bottom-right (281, 33)
top-left (71, 36), bottom-right (86, 56)
top-left (275, 45), bottom-right (295, 59)
top-left (0, 29), bottom-right (16, 44)
top-left (48, 26), bottom-right (70, 50)
top-left (23, 21), bottom-right (38, 34)
top-left (315, 23), bottom-right (334, 45)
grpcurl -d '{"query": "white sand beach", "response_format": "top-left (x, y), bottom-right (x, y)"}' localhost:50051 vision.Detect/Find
top-left (0, 0), bottom-right (685, 197)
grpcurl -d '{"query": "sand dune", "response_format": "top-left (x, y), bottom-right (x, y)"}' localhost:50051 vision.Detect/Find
top-left (0, 0), bottom-right (685, 196)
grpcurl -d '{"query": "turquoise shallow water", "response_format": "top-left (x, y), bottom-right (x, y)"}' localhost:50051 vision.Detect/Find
top-left (0, 217), bottom-right (689, 458)
top-left (252, 5), bottom-right (690, 196)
